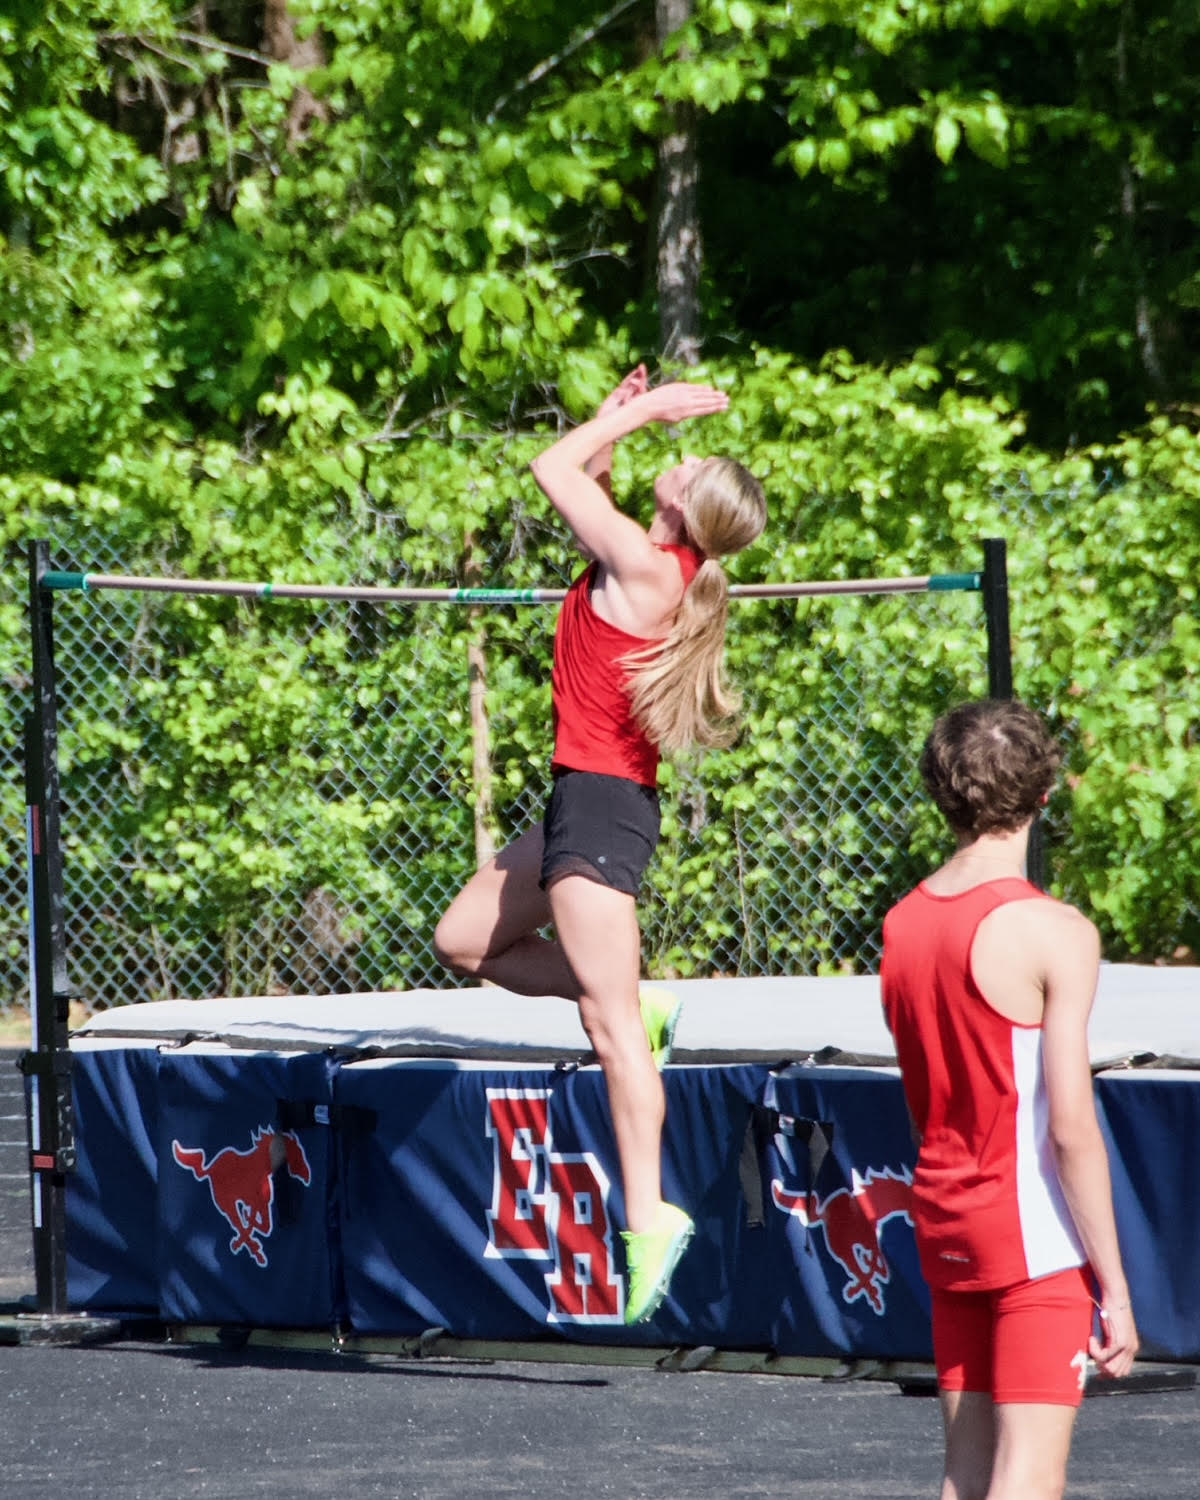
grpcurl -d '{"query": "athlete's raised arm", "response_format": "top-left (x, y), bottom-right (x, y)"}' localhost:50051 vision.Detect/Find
top-left (529, 379), bottom-right (729, 582)
top-left (582, 365), bottom-right (649, 504)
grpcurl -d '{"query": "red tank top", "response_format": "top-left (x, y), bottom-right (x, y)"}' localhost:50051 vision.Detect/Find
top-left (881, 878), bottom-right (1087, 1290)
top-left (550, 544), bottom-right (702, 786)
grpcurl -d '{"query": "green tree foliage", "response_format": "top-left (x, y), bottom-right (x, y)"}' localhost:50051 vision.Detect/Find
top-left (688, 0), bottom-right (1200, 445)
top-left (2, 0), bottom-right (1197, 1004)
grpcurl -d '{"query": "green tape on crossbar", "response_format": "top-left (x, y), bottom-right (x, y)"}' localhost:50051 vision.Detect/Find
top-left (40, 572), bottom-right (90, 592)
top-left (927, 572), bottom-right (981, 592)
top-left (449, 587), bottom-right (545, 603)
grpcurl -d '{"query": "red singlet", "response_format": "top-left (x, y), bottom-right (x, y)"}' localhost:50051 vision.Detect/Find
top-left (880, 878), bottom-right (1087, 1292)
top-left (550, 544), bottom-right (701, 786)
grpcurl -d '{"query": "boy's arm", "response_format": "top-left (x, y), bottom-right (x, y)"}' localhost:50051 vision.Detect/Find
top-left (1039, 907), bottom-right (1139, 1378)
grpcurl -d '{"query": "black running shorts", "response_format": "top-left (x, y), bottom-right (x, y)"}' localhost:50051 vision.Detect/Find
top-left (540, 769), bottom-right (661, 897)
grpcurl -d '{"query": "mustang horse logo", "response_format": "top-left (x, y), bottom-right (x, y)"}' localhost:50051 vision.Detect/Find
top-left (172, 1127), bottom-right (312, 1267)
top-left (772, 1165), bottom-right (914, 1314)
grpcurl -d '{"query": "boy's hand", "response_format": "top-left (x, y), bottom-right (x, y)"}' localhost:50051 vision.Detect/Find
top-left (1089, 1300), bottom-right (1138, 1381)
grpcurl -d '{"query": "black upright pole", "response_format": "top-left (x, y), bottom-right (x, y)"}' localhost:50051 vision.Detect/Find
top-left (23, 539), bottom-right (76, 1314)
top-left (980, 537), bottom-right (1045, 888)
top-left (981, 537), bottom-right (1013, 701)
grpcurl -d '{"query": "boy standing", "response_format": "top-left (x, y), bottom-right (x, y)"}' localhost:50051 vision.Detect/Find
top-left (881, 700), bottom-right (1138, 1500)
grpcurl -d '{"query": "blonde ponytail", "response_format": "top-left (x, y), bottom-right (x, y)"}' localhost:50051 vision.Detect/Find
top-left (623, 458), bottom-right (766, 753)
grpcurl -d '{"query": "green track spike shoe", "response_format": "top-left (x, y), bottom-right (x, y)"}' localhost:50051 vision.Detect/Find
top-left (639, 986), bottom-right (682, 1070)
top-left (621, 1202), bottom-right (695, 1325)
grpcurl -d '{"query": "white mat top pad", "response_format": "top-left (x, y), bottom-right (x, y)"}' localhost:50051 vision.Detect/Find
top-left (72, 964), bottom-right (1200, 1071)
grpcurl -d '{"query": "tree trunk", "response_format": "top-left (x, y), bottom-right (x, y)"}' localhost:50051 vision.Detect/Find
top-left (263, 0), bottom-right (329, 148)
top-left (655, 0), bottom-right (701, 369)
top-left (1114, 3), bottom-right (1165, 394)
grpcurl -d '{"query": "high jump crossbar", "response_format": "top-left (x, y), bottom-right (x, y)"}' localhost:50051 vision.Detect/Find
top-left (39, 570), bottom-right (981, 603)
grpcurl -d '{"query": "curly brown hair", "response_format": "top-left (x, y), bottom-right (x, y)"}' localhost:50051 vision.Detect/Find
top-left (919, 699), bottom-right (1061, 837)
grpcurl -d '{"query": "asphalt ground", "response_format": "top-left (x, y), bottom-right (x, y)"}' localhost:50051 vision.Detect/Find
top-left (2, 1045), bottom-right (1198, 1500)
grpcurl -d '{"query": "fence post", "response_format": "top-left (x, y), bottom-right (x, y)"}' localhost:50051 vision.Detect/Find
top-left (980, 536), bottom-right (1044, 889)
top-left (23, 538), bottom-right (75, 1314)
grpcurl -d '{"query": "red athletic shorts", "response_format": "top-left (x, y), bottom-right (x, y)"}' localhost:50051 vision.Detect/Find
top-left (930, 1265), bottom-right (1095, 1407)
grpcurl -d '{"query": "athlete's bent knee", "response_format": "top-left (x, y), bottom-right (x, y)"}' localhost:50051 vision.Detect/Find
top-left (432, 914), bottom-right (480, 977)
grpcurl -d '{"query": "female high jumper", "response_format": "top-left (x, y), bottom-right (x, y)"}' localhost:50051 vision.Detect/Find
top-left (434, 364), bottom-right (766, 1323)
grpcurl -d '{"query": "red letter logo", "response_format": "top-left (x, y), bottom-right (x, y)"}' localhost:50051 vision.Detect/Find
top-left (485, 1089), bottom-right (622, 1323)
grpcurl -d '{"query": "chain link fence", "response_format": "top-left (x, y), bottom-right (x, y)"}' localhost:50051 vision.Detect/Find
top-left (8, 533), bottom-right (992, 1012)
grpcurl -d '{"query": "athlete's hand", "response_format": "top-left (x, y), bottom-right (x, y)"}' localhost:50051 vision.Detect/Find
top-left (1089, 1299), bottom-right (1138, 1380)
top-left (633, 380), bottom-right (730, 426)
top-left (596, 364), bottom-right (649, 417)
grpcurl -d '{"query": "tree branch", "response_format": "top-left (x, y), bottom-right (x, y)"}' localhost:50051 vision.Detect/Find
top-left (487, 0), bottom-right (642, 122)
top-left (99, 30), bottom-right (275, 70)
